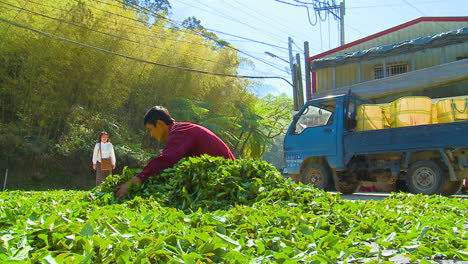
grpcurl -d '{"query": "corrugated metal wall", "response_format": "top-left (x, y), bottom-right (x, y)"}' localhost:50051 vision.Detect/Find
top-left (329, 21), bottom-right (468, 57)
top-left (315, 42), bottom-right (468, 92)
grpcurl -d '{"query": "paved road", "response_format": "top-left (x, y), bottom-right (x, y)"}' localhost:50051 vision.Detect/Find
top-left (333, 192), bottom-right (468, 201)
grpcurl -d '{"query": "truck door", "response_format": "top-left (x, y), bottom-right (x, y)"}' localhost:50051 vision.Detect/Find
top-left (284, 99), bottom-right (337, 174)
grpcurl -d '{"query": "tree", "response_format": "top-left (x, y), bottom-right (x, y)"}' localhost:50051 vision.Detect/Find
top-left (181, 16), bottom-right (230, 48)
top-left (123, 0), bottom-right (172, 15)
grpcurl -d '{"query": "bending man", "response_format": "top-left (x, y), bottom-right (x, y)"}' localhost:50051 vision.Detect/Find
top-left (116, 106), bottom-right (235, 197)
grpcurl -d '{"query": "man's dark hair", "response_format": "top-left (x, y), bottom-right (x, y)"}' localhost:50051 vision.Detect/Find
top-left (144, 106), bottom-right (175, 126)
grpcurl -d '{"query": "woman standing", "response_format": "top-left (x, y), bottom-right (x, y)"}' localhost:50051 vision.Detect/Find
top-left (92, 131), bottom-right (116, 186)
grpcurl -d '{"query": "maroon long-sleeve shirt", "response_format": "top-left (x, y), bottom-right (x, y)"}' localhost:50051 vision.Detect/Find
top-left (136, 122), bottom-right (235, 181)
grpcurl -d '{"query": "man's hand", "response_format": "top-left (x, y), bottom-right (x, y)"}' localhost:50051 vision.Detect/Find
top-left (93, 164), bottom-right (96, 170)
top-left (116, 177), bottom-right (142, 198)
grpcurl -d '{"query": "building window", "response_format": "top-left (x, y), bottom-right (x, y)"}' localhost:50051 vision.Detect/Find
top-left (374, 63), bottom-right (408, 79)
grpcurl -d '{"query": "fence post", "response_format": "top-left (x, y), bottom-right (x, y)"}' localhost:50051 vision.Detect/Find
top-left (3, 169), bottom-right (8, 191)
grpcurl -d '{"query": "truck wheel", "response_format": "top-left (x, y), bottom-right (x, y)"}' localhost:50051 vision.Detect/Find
top-left (406, 160), bottom-right (446, 195)
top-left (441, 180), bottom-right (463, 196)
top-left (301, 164), bottom-right (333, 191)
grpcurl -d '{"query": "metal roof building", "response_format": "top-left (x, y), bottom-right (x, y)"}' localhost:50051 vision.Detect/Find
top-left (306, 17), bottom-right (468, 102)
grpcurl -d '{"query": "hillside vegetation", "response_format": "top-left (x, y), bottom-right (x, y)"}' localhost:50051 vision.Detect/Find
top-left (0, 0), bottom-right (292, 189)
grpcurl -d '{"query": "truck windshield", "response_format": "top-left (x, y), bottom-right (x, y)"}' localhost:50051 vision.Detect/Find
top-left (294, 101), bottom-right (335, 134)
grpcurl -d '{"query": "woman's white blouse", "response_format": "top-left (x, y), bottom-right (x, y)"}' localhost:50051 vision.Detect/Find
top-left (92, 142), bottom-right (116, 165)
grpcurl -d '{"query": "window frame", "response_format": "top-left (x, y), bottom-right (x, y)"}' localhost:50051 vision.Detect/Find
top-left (374, 62), bottom-right (409, 79)
top-left (292, 101), bottom-right (336, 135)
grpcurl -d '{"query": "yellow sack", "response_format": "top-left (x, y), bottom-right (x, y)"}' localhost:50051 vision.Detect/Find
top-left (431, 104), bottom-right (438, 124)
top-left (391, 96), bottom-right (432, 127)
top-left (436, 98), bottom-right (468, 123)
top-left (380, 103), bottom-right (392, 128)
top-left (356, 104), bottom-right (385, 131)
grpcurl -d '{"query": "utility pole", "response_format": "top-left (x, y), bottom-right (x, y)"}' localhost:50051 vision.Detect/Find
top-left (340, 1), bottom-right (345, 45)
top-left (314, 1), bottom-right (346, 46)
top-left (288, 37), bottom-right (299, 110)
top-left (295, 53), bottom-right (304, 108)
top-left (304, 41), bottom-right (311, 101)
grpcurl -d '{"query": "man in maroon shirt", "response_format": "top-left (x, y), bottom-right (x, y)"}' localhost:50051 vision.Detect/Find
top-left (116, 106), bottom-right (235, 197)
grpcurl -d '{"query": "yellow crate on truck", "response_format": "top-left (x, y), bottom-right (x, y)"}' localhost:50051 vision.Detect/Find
top-left (381, 103), bottom-right (392, 128)
top-left (356, 104), bottom-right (385, 131)
top-left (390, 96), bottom-right (432, 128)
top-left (436, 98), bottom-right (468, 123)
top-left (431, 104), bottom-right (438, 124)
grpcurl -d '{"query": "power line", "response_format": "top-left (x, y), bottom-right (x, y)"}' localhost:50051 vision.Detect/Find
top-left (0, 1), bottom-right (240, 68)
top-left (229, 0), bottom-right (309, 45)
top-left (178, 0), bottom-right (290, 45)
top-left (273, 0), bottom-right (310, 7)
top-left (1, 0), bottom-right (293, 76)
top-left (0, 16), bottom-right (293, 87)
top-left (74, 0), bottom-right (224, 49)
top-left (346, 0), bottom-right (445, 9)
top-left (90, 0), bottom-right (290, 73)
top-left (105, 0), bottom-right (293, 52)
top-left (32, 0), bottom-right (296, 74)
top-left (401, 0), bottom-right (426, 16)
top-left (115, 0), bottom-right (290, 74)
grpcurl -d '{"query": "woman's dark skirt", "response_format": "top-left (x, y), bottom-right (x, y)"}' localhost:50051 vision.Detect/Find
top-left (96, 161), bottom-right (112, 186)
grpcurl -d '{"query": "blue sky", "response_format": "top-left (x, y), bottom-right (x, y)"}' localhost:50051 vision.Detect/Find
top-left (169, 0), bottom-right (468, 97)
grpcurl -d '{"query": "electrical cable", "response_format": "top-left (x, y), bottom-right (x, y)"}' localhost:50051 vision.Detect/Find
top-left (402, 0), bottom-right (426, 16)
top-left (347, 0), bottom-right (447, 9)
top-left (273, 0), bottom-right (308, 8)
top-left (115, 0), bottom-right (291, 73)
top-left (328, 14), bottom-right (331, 49)
top-left (181, 0), bottom-right (289, 45)
top-left (0, 1), bottom-right (242, 68)
top-left (0, 16), bottom-right (293, 87)
top-left (230, 0), bottom-right (307, 43)
top-left (23, 0), bottom-right (225, 50)
top-left (109, 0), bottom-right (292, 51)
top-left (319, 19), bottom-right (324, 51)
top-left (293, 41), bottom-right (304, 53)
top-left (0, 3), bottom-right (289, 76)
top-left (305, 6), bottom-right (318, 26)
top-left (11, 0), bottom-right (294, 75)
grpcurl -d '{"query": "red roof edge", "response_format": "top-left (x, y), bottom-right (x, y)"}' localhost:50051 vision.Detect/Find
top-left (307, 16), bottom-right (468, 62)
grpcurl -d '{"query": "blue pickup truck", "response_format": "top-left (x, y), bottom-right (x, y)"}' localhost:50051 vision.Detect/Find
top-left (283, 93), bottom-right (468, 196)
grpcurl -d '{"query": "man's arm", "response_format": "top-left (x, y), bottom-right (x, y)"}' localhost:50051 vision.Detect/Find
top-left (115, 128), bottom-right (193, 197)
top-left (135, 128), bottom-right (193, 181)
top-left (115, 176), bottom-right (141, 197)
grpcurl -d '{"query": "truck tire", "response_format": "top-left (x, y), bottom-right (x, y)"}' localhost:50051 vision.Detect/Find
top-left (406, 160), bottom-right (446, 195)
top-left (301, 164), bottom-right (333, 191)
top-left (441, 180), bottom-right (463, 196)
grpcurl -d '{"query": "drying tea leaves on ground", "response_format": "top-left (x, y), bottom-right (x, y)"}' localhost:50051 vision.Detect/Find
top-left (1, 155), bottom-right (467, 263)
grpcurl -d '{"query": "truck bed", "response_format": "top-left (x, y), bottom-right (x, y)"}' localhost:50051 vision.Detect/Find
top-left (344, 121), bottom-right (468, 155)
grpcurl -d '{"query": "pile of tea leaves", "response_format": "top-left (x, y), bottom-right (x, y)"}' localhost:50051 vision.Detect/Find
top-left (90, 154), bottom-right (289, 211)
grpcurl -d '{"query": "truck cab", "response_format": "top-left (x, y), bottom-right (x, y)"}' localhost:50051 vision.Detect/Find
top-left (284, 94), bottom-right (350, 190)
